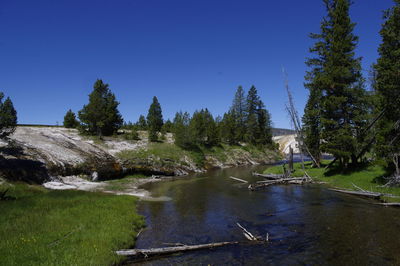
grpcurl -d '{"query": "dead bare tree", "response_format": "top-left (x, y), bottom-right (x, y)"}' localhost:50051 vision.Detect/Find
top-left (283, 69), bottom-right (320, 169)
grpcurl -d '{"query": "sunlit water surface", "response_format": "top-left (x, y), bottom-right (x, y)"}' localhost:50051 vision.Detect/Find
top-left (130, 165), bottom-right (400, 265)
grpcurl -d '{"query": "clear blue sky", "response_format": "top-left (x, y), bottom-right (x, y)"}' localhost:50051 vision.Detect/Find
top-left (0, 0), bottom-right (394, 128)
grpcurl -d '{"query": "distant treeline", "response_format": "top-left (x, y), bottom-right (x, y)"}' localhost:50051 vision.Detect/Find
top-left (62, 81), bottom-right (275, 150)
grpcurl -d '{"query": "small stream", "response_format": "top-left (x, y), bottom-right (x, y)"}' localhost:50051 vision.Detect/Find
top-left (131, 165), bottom-right (400, 265)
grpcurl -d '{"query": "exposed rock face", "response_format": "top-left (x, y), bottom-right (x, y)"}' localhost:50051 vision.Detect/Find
top-left (273, 134), bottom-right (299, 154)
top-left (0, 127), bottom-right (124, 183)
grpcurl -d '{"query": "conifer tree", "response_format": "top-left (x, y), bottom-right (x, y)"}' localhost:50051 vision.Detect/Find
top-left (0, 92), bottom-right (17, 139)
top-left (137, 115), bottom-right (147, 130)
top-left (220, 111), bottom-right (237, 145)
top-left (245, 86), bottom-right (260, 145)
top-left (63, 109), bottom-right (78, 128)
top-left (173, 111), bottom-right (192, 149)
top-left (78, 79), bottom-right (123, 136)
top-left (147, 96), bottom-right (163, 142)
top-left (309, 0), bottom-right (368, 166)
top-left (374, 1), bottom-right (400, 175)
top-left (230, 86), bottom-right (247, 142)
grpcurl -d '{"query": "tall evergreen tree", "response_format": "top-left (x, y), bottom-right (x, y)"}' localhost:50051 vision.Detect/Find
top-left (147, 96), bottom-right (163, 142)
top-left (374, 1), bottom-right (400, 175)
top-left (230, 86), bottom-right (247, 142)
top-left (137, 115), bottom-right (147, 130)
top-left (245, 86), bottom-right (260, 145)
top-left (256, 100), bottom-right (273, 146)
top-left (63, 109), bottom-right (78, 128)
top-left (220, 111), bottom-right (237, 145)
top-left (173, 111), bottom-right (192, 149)
top-left (310, 0), bottom-right (368, 166)
top-left (78, 79), bottom-right (123, 136)
top-left (0, 93), bottom-right (17, 139)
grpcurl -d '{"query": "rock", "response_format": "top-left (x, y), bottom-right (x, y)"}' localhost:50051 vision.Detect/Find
top-left (91, 171), bottom-right (99, 181)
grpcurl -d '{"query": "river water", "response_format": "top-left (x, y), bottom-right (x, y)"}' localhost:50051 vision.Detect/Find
top-left (132, 165), bottom-right (400, 265)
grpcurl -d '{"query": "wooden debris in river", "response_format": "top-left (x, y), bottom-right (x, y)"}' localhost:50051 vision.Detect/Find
top-left (116, 241), bottom-right (239, 258)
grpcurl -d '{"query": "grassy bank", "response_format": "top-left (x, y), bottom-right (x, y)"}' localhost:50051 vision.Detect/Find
top-left (264, 161), bottom-right (400, 202)
top-left (117, 142), bottom-right (280, 169)
top-left (0, 183), bottom-right (144, 266)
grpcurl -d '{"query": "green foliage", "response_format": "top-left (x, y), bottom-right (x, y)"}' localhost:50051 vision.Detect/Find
top-left (78, 79), bottom-right (123, 136)
top-left (220, 111), bottom-right (237, 145)
top-left (0, 183), bottom-right (144, 266)
top-left (162, 119), bottom-right (173, 133)
top-left (264, 160), bottom-right (400, 202)
top-left (0, 92), bottom-right (17, 139)
top-left (136, 115), bottom-right (147, 130)
top-left (374, 1), bottom-right (400, 174)
top-left (173, 111), bottom-right (193, 149)
top-left (245, 86), bottom-right (272, 146)
top-left (147, 96), bottom-right (163, 142)
top-left (305, 0), bottom-right (369, 166)
top-left (230, 86), bottom-right (247, 142)
top-left (189, 109), bottom-right (219, 146)
top-left (63, 109), bottom-right (78, 128)
top-left (123, 129), bottom-right (140, 141)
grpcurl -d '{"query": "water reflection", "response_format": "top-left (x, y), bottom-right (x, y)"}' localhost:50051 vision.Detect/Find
top-left (132, 165), bottom-right (400, 265)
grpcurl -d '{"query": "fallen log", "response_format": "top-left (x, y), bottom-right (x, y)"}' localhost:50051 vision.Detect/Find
top-left (116, 241), bottom-right (238, 257)
top-left (328, 188), bottom-right (382, 199)
top-left (249, 177), bottom-right (308, 190)
top-left (253, 172), bottom-right (284, 180)
top-left (228, 176), bottom-right (248, 183)
top-left (236, 223), bottom-right (258, 241)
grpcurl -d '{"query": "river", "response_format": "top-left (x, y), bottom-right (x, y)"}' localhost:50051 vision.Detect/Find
top-left (130, 165), bottom-right (400, 265)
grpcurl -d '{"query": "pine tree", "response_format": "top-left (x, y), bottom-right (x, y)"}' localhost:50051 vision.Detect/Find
top-left (245, 86), bottom-right (259, 145)
top-left (63, 109), bottom-right (78, 128)
top-left (0, 93), bottom-right (17, 139)
top-left (147, 96), bottom-right (163, 142)
top-left (78, 79), bottom-right (123, 136)
top-left (230, 86), bottom-right (247, 142)
top-left (220, 111), bottom-right (237, 145)
top-left (256, 100), bottom-right (273, 146)
top-left (374, 1), bottom-right (400, 175)
top-left (137, 115), bottom-right (147, 130)
top-left (312, 0), bottom-right (368, 166)
top-left (173, 111), bottom-right (192, 149)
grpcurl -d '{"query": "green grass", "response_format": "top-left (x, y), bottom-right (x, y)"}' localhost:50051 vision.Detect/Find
top-left (104, 174), bottom-right (147, 191)
top-left (0, 183), bottom-right (144, 266)
top-left (117, 142), bottom-right (281, 169)
top-left (264, 161), bottom-right (400, 202)
top-left (117, 142), bottom-right (193, 165)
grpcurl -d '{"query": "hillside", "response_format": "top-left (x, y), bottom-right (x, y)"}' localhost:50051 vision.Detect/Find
top-left (0, 127), bottom-right (280, 184)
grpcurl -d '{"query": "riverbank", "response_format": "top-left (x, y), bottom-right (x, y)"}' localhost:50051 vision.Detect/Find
top-left (0, 182), bottom-right (144, 266)
top-left (0, 126), bottom-right (281, 185)
top-left (264, 161), bottom-right (400, 202)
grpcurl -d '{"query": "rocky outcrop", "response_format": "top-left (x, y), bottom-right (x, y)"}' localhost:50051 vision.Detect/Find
top-left (0, 127), bottom-right (280, 184)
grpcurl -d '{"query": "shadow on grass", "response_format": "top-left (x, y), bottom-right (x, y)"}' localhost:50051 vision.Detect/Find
top-left (325, 162), bottom-right (372, 177)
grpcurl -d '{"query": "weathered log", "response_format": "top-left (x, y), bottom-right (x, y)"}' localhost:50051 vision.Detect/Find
top-left (228, 176), bottom-right (248, 183)
top-left (328, 188), bottom-right (382, 199)
top-left (249, 177), bottom-right (308, 190)
top-left (256, 177), bottom-right (306, 184)
top-left (116, 241), bottom-right (238, 257)
top-left (236, 223), bottom-right (258, 241)
top-left (252, 172), bottom-right (284, 180)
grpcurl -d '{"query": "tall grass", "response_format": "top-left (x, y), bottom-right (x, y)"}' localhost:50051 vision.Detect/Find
top-left (0, 183), bottom-right (143, 266)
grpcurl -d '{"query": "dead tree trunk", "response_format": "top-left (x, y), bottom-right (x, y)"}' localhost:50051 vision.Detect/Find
top-left (116, 241), bottom-right (238, 257)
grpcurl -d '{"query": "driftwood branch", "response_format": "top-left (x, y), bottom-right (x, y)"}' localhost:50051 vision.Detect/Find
top-left (116, 241), bottom-right (239, 257)
top-left (236, 223), bottom-right (258, 241)
top-left (253, 172), bottom-right (284, 180)
top-left (228, 176), bottom-right (248, 183)
top-left (328, 188), bottom-right (382, 199)
top-left (249, 177), bottom-right (310, 190)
